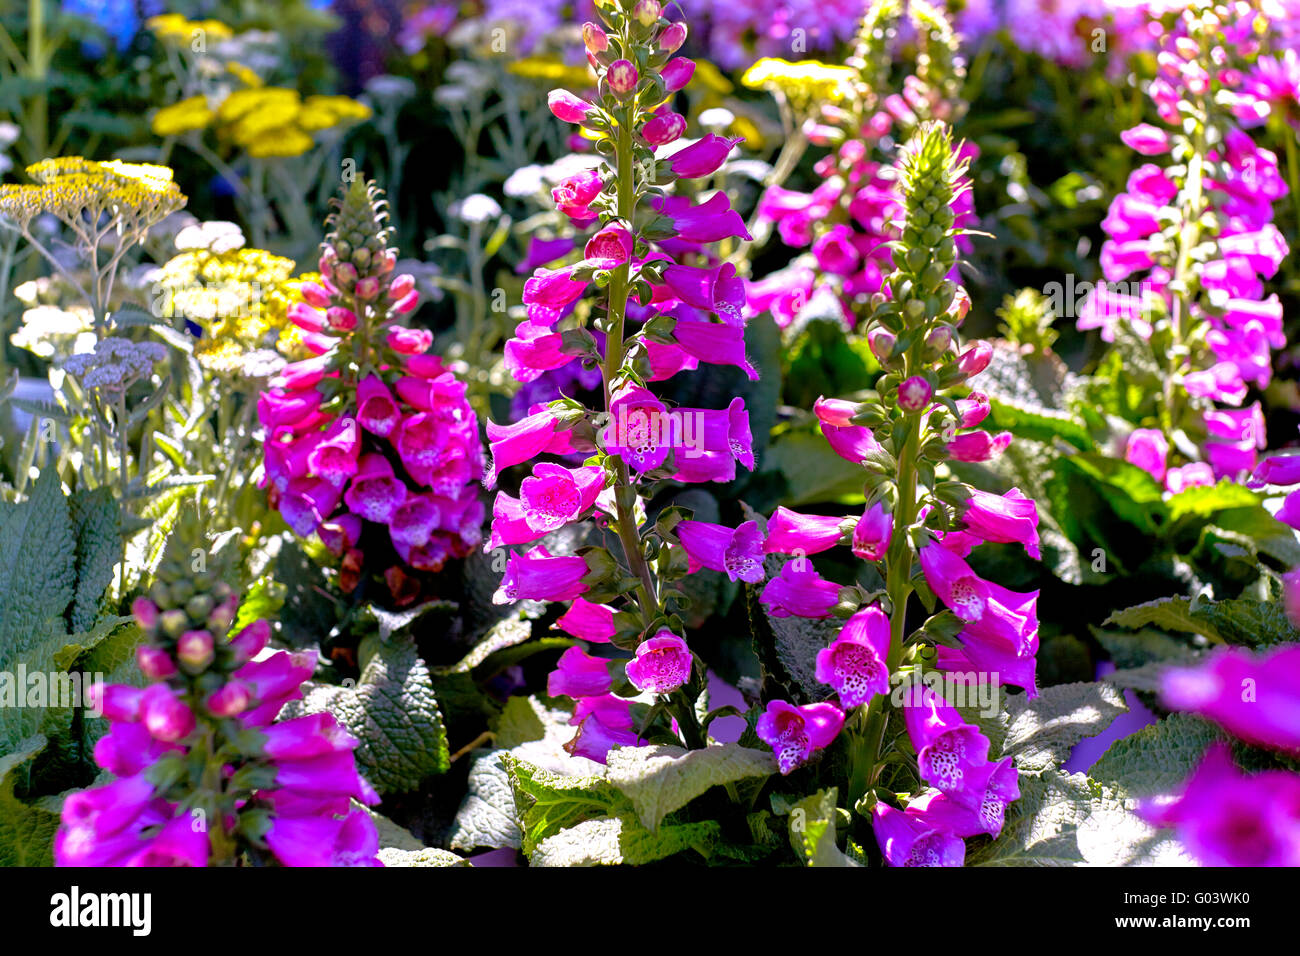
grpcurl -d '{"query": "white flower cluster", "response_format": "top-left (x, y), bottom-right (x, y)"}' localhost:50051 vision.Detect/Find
top-left (63, 337), bottom-right (168, 392)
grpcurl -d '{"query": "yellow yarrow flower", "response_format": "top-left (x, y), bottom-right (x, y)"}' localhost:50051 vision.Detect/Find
top-left (507, 56), bottom-right (594, 89)
top-left (152, 96), bottom-right (215, 136)
top-left (1, 157), bottom-right (185, 231)
top-left (740, 58), bottom-right (856, 105)
top-left (147, 14), bottom-right (234, 46)
top-left (226, 62), bottom-right (264, 89)
top-left (298, 95), bottom-right (373, 132)
top-left (155, 245), bottom-right (314, 371)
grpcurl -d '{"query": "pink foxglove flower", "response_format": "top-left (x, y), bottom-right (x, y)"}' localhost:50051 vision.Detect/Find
top-left (852, 502), bottom-right (892, 561)
top-left (625, 631), bottom-right (693, 694)
top-left (1161, 645), bottom-right (1300, 754)
top-left (873, 802), bottom-right (965, 867)
top-left (764, 507), bottom-right (846, 556)
top-left (759, 561), bottom-right (842, 619)
top-left (756, 700), bottom-right (845, 775)
top-left (676, 519), bottom-right (765, 583)
top-left (555, 598), bottom-right (617, 643)
top-left (1140, 744), bottom-right (1300, 867)
top-left (815, 606), bottom-right (891, 707)
top-left (494, 546), bottom-right (590, 604)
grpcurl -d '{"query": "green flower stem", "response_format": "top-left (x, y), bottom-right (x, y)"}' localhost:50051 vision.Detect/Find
top-left (600, 82), bottom-right (659, 628)
top-left (1163, 102), bottom-right (1208, 441)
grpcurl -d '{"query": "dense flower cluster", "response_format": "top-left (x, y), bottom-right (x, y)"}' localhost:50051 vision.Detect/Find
top-left (1082, 3), bottom-right (1295, 487)
top-left (55, 538), bottom-right (382, 866)
top-left (260, 179), bottom-right (484, 606)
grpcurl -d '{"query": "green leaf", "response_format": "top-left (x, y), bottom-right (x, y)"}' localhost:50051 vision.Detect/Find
top-left (967, 771), bottom-right (1189, 866)
top-left (378, 847), bottom-right (474, 866)
top-left (1105, 595), bottom-right (1300, 648)
top-left (66, 487), bottom-right (119, 633)
top-left (283, 636), bottom-right (449, 794)
top-left (788, 787), bottom-right (860, 867)
top-left (1090, 714), bottom-right (1223, 797)
top-left (503, 754), bottom-right (627, 856)
top-left (605, 743), bottom-right (776, 832)
top-left (1166, 481), bottom-right (1262, 523)
top-left (0, 467), bottom-right (76, 668)
top-left (430, 617), bottom-right (538, 675)
top-left (765, 427), bottom-right (867, 507)
top-left (999, 681), bottom-right (1128, 772)
top-left (528, 813), bottom-right (720, 867)
top-left (0, 736), bottom-right (62, 867)
top-left (449, 751), bottom-right (522, 852)
top-left (986, 396), bottom-right (1091, 451)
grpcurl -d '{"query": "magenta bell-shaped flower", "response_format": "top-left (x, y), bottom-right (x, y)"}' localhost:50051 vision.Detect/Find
top-left (756, 700), bottom-right (845, 775)
top-left (624, 631), bottom-right (693, 695)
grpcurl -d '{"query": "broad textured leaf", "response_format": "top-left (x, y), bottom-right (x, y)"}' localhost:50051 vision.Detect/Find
top-left (503, 755), bottom-right (627, 855)
top-left (999, 681), bottom-right (1128, 772)
top-left (788, 787), bottom-right (859, 867)
top-left (1106, 595), bottom-right (1300, 648)
top-left (605, 743), bottom-right (776, 832)
top-left (379, 847), bottom-right (473, 866)
top-left (0, 736), bottom-right (62, 867)
top-left (529, 814), bottom-right (720, 867)
top-left (968, 771), bottom-right (1190, 867)
top-left (67, 487), bottom-right (120, 633)
top-left (0, 467), bottom-right (76, 666)
top-left (449, 751), bottom-right (522, 852)
top-left (1165, 482), bottom-right (1261, 523)
top-left (283, 637), bottom-right (449, 794)
top-left (986, 395), bottom-right (1091, 451)
top-left (764, 427), bottom-right (867, 506)
top-left (433, 617), bottom-right (533, 674)
top-left (1089, 714), bottom-right (1223, 797)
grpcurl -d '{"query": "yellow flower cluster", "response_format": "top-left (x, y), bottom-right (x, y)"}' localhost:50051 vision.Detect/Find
top-left (0, 157), bottom-right (186, 231)
top-left (153, 87), bottom-right (372, 157)
top-left (146, 14), bottom-right (234, 46)
top-left (153, 244), bottom-right (315, 373)
top-left (740, 58), bottom-right (857, 106)
top-left (507, 57), bottom-right (594, 89)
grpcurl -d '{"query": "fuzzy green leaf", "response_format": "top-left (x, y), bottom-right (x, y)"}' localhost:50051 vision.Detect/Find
top-left (605, 743), bottom-right (777, 832)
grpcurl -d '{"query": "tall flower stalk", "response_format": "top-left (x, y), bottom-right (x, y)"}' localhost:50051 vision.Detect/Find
top-left (1081, 2), bottom-right (1288, 489)
top-left (755, 123), bottom-right (1041, 866)
top-left (488, 0), bottom-right (756, 761)
top-left (55, 524), bottom-right (382, 867)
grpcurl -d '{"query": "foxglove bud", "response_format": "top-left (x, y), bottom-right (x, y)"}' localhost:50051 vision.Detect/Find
top-left (925, 324), bottom-right (953, 356)
top-left (160, 609), bottom-right (190, 638)
top-left (898, 375), bottom-right (933, 412)
top-left (136, 645), bottom-right (177, 680)
top-left (389, 273), bottom-right (415, 300)
top-left (634, 0), bottom-right (661, 27)
top-left (583, 21), bottom-right (608, 53)
top-left (354, 277), bottom-right (380, 302)
top-left (868, 327), bottom-right (897, 363)
top-left (132, 597), bottom-right (160, 633)
top-left (326, 306), bottom-right (358, 331)
top-left (659, 21), bottom-right (686, 52)
top-left (207, 680), bottom-right (252, 718)
top-left (956, 341), bottom-right (993, 379)
top-left (230, 620), bottom-right (271, 664)
top-left (177, 630), bottom-right (215, 672)
top-left (607, 60), bottom-right (639, 95)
